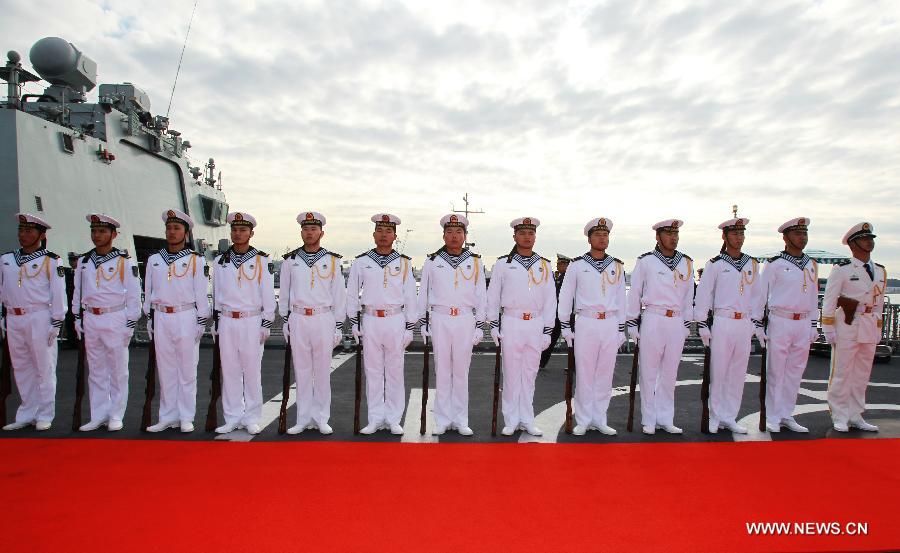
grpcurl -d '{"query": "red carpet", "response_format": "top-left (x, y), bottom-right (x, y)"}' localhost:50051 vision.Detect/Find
top-left (2, 438), bottom-right (898, 552)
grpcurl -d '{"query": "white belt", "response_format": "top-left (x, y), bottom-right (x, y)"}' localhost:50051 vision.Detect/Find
top-left (502, 309), bottom-right (541, 321)
top-left (4, 304), bottom-right (49, 316)
top-left (220, 307), bottom-right (263, 319)
top-left (714, 308), bottom-right (749, 320)
top-left (291, 305), bottom-right (332, 316)
top-left (363, 306), bottom-right (403, 318)
top-left (431, 305), bottom-right (473, 316)
top-left (644, 306), bottom-right (682, 318)
top-left (152, 302), bottom-right (196, 314)
top-left (576, 308), bottom-right (614, 320)
top-left (770, 308), bottom-right (809, 321)
top-left (84, 303), bottom-right (126, 316)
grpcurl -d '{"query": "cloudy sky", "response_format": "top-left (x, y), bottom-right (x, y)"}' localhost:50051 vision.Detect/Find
top-left (4, 0), bottom-right (899, 272)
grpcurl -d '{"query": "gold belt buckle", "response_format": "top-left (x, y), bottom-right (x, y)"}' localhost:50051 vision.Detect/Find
top-left (792, 313), bottom-right (801, 320)
top-left (665, 309), bottom-right (674, 318)
top-left (163, 306), bottom-right (175, 314)
top-left (12, 307), bottom-right (24, 316)
top-left (304, 308), bottom-right (314, 316)
top-left (734, 312), bottom-right (742, 320)
top-left (91, 307), bottom-right (103, 315)
top-left (864, 306), bottom-right (873, 313)
top-left (450, 307), bottom-right (459, 316)
top-left (597, 312), bottom-right (606, 319)
top-left (522, 312), bottom-right (532, 320)
top-left (231, 311), bottom-right (242, 318)
top-left (376, 309), bottom-right (385, 318)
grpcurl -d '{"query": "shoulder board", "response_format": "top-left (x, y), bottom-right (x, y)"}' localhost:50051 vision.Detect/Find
top-left (428, 253), bottom-right (437, 261)
top-left (835, 259), bottom-right (852, 266)
top-left (328, 251), bottom-right (342, 259)
top-left (682, 254), bottom-right (693, 261)
top-left (191, 250), bottom-right (202, 256)
top-left (400, 254), bottom-right (411, 260)
top-left (471, 253), bottom-right (481, 258)
top-left (709, 255), bottom-right (721, 264)
top-left (540, 256), bottom-right (551, 263)
top-left (257, 250), bottom-right (269, 258)
top-left (875, 262), bottom-right (884, 268)
top-left (119, 249), bottom-right (131, 258)
top-left (497, 254), bottom-right (507, 259)
top-left (612, 257), bottom-right (622, 264)
top-left (637, 251), bottom-right (653, 259)
top-left (81, 251), bottom-right (92, 263)
top-left (355, 251), bottom-right (369, 258)
top-left (767, 255), bottom-right (780, 263)
top-left (46, 251), bottom-right (60, 259)
top-left (282, 248), bottom-right (298, 260)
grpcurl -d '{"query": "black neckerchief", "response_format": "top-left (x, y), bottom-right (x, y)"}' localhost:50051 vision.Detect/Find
top-left (13, 248), bottom-right (49, 267)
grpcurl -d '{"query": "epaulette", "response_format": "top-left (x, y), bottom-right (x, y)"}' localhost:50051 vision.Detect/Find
top-left (683, 253), bottom-right (693, 261)
top-left (471, 253), bottom-right (481, 258)
top-left (356, 251), bottom-right (369, 258)
top-left (835, 259), bottom-right (852, 266)
top-left (328, 251), bottom-right (342, 259)
top-left (709, 255), bottom-right (721, 264)
top-left (283, 248), bottom-right (299, 260)
top-left (428, 253), bottom-right (438, 261)
top-left (638, 251), bottom-right (652, 259)
top-left (257, 250), bottom-right (269, 258)
top-left (612, 257), bottom-right (622, 264)
top-left (46, 251), bottom-right (60, 259)
top-left (875, 262), bottom-right (885, 268)
top-left (400, 254), bottom-right (411, 260)
top-left (497, 254), bottom-right (507, 259)
top-left (768, 255), bottom-right (780, 263)
top-left (540, 256), bottom-right (551, 263)
top-left (119, 249), bottom-right (130, 258)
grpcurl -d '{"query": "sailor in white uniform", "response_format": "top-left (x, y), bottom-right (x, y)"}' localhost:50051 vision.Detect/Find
top-left (694, 218), bottom-right (764, 434)
top-left (417, 214), bottom-right (487, 436)
top-left (822, 222), bottom-right (885, 433)
top-left (758, 217), bottom-right (819, 433)
top-left (557, 217), bottom-right (626, 436)
top-left (143, 209), bottom-right (211, 433)
top-left (1, 213), bottom-right (66, 431)
top-left (346, 214), bottom-right (417, 435)
top-left (212, 212), bottom-right (276, 435)
top-left (625, 219), bottom-right (695, 435)
top-left (487, 217), bottom-right (557, 437)
top-left (279, 211), bottom-right (345, 435)
top-left (72, 214), bottom-right (141, 432)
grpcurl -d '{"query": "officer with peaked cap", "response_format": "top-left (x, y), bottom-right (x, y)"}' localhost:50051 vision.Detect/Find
top-left (346, 214), bottom-right (418, 435)
top-left (757, 217), bottom-right (819, 433)
top-left (212, 212), bottom-right (276, 435)
top-left (487, 216), bottom-right (557, 436)
top-left (73, 214), bottom-right (142, 432)
top-left (279, 211), bottom-right (345, 435)
top-left (143, 209), bottom-right (211, 433)
top-left (416, 214), bottom-right (487, 436)
top-left (694, 217), bottom-right (764, 434)
top-left (1, 214), bottom-right (67, 431)
top-left (539, 253), bottom-right (571, 369)
top-left (557, 217), bottom-right (626, 435)
top-left (822, 222), bottom-right (885, 432)
top-left (625, 219), bottom-right (694, 435)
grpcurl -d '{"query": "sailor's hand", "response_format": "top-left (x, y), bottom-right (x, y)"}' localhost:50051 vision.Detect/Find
top-left (333, 328), bottom-right (342, 348)
top-left (755, 328), bottom-right (768, 349)
top-left (194, 324), bottom-right (204, 344)
top-left (402, 329), bottom-right (414, 350)
top-left (123, 327), bottom-right (134, 348)
top-left (808, 326), bottom-right (820, 344)
top-left (48, 326), bottom-right (60, 347)
top-left (541, 333), bottom-right (551, 350)
top-left (699, 326), bottom-right (711, 348)
top-left (420, 324), bottom-right (430, 346)
top-left (281, 321), bottom-right (289, 345)
top-left (472, 326), bottom-right (483, 347)
top-left (144, 317), bottom-right (152, 341)
top-left (628, 327), bottom-right (639, 343)
top-left (75, 318), bottom-right (83, 340)
top-left (562, 328), bottom-right (574, 348)
top-left (351, 325), bottom-right (363, 345)
top-left (490, 327), bottom-right (501, 347)
top-left (617, 331), bottom-right (627, 349)
top-left (259, 327), bottom-right (270, 345)
top-left (825, 331), bottom-right (836, 345)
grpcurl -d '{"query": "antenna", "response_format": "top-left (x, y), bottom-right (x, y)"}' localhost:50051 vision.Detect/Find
top-left (451, 193), bottom-right (485, 249)
top-left (732, 204), bottom-right (738, 218)
top-left (166, 0), bottom-right (199, 119)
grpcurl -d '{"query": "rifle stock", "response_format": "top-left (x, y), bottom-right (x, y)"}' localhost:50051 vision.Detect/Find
top-left (0, 328), bottom-right (11, 428)
top-left (564, 313), bottom-right (575, 434)
top-left (419, 313), bottom-right (430, 436)
top-left (626, 344), bottom-right (639, 432)
top-left (491, 334), bottom-right (501, 437)
top-left (758, 316), bottom-right (768, 432)
top-left (700, 345), bottom-right (711, 433)
top-left (278, 340), bottom-right (292, 435)
top-left (72, 337), bottom-right (86, 431)
top-left (141, 309), bottom-right (156, 432)
top-left (353, 311), bottom-right (362, 435)
top-left (204, 312), bottom-right (221, 432)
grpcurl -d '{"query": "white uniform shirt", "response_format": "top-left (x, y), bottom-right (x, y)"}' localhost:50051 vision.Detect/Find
top-left (143, 247), bottom-right (212, 324)
top-left (487, 252), bottom-right (557, 331)
top-left (72, 248), bottom-right (142, 327)
top-left (212, 247), bottom-right (276, 327)
top-left (416, 248), bottom-right (487, 326)
top-left (0, 248), bottom-right (67, 324)
top-left (346, 249), bottom-right (418, 330)
top-left (821, 257), bottom-right (886, 343)
top-left (694, 253), bottom-right (763, 326)
top-left (557, 253), bottom-right (627, 332)
top-left (758, 252), bottom-right (819, 326)
top-left (625, 248), bottom-right (695, 329)
top-left (278, 247), bottom-right (346, 328)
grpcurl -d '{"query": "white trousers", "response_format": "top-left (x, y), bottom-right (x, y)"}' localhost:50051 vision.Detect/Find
top-left (84, 310), bottom-right (129, 422)
top-left (430, 311), bottom-right (474, 428)
top-left (153, 309), bottom-right (198, 423)
top-left (219, 315), bottom-right (263, 426)
top-left (7, 310), bottom-right (57, 424)
top-left (638, 313), bottom-right (686, 427)
top-left (765, 316), bottom-right (810, 425)
top-left (827, 339), bottom-right (876, 425)
top-left (708, 316), bottom-right (754, 427)
top-left (573, 316), bottom-right (618, 427)
top-left (500, 315), bottom-right (542, 428)
top-left (362, 313), bottom-right (406, 426)
top-left (289, 312), bottom-right (335, 426)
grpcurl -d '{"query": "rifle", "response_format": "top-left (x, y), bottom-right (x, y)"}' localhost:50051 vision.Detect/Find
top-left (758, 315), bottom-right (768, 432)
top-left (278, 332), bottom-right (292, 435)
top-left (564, 313), bottom-right (575, 434)
top-left (419, 312), bottom-right (430, 435)
top-left (72, 332), bottom-right (86, 431)
top-left (700, 345), bottom-right (711, 434)
top-left (353, 311), bottom-right (363, 435)
top-left (626, 343), bottom-right (639, 432)
top-left (1, 310), bottom-right (12, 427)
top-left (204, 311), bottom-right (221, 432)
top-left (141, 309), bottom-right (157, 431)
top-left (491, 319), bottom-right (502, 437)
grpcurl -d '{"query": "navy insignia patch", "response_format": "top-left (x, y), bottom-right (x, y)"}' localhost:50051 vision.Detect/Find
top-left (57, 266), bottom-right (65, 277)
top-left (268, 262), bottom-right (275, 274)
top-left (132, 266), bottom-right (139, 278)
top-left (203, 265), bottom-right (210, 277)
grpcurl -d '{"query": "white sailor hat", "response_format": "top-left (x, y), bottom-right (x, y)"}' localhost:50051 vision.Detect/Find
top-left (85, 213), bottom-right (121, 230)
top-left (371, 213), bottom-right (401, 229)
top-left (440, 213), bottom-right (468, 230)
top-left (510, 216), bottom-right (540, 231)
top-left (161, 209), bottom-right (194, 230)
top-left (15, 212), bottom-right (51, 231)
top-left (842, 222), bottom-right (876, 245)
top-left (556, 253), bottom-right (573, 262)
top-left (584, 217), bottom-right (613, 236)
top-left (297, 211), bottom-right (326, 227)
top-left (778, 217), bottom-right (810, 233)
top-left (227, 212), bottom-right (256, 228)
top-left (652, 219), bottom-right (683, 232)
top-left (718, 217), bottom-right (748, 231)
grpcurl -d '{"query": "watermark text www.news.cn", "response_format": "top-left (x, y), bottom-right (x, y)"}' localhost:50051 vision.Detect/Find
top-left (746, 521), bottom-right (868, 536)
